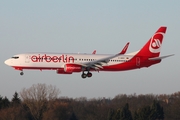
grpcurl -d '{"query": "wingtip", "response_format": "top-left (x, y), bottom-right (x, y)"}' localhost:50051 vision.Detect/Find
top-left (92, 50), bottom-right (96, 54)
top-left (119, 42), bottom-right (130, 54)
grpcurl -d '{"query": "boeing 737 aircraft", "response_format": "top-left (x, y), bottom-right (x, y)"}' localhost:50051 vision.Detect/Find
top-left (4, 26), bottom-right (173, 78)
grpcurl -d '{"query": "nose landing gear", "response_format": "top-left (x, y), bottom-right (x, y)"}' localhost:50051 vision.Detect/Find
top-left (20, 71), bottom-right (24, 76)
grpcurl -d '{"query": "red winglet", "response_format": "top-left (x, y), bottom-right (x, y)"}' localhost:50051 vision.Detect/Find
top-left (92, 50), bottom-right (96, 54)
top-left (119, 42), bottom-right (130, 54)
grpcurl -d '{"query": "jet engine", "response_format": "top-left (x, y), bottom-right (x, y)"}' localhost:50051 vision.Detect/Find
top-left (56, 69), bottom-right (72, 74)
top-left (64, 64), bottom-right (82, 72)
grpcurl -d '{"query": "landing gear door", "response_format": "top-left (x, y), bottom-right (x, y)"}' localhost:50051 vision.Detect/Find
top-left (25, 55), bottom-right (30, 63)
top-left (136, 57), bottom-right (140, 66)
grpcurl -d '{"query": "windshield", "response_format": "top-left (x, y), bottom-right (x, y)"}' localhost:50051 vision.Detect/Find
top-left (11, 56), bottom-right (19, 59)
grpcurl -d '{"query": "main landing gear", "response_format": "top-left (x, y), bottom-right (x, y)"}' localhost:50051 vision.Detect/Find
top-left (81, 71), bottom-right (92, 79)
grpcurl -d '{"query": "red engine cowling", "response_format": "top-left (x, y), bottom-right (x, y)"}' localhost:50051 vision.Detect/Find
top-left (64, 64), bottom-right (82, 73)
top-left (56, 69), bottom-right (72, 74)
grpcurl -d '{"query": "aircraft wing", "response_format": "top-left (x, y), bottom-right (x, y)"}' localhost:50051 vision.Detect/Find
top-left (72, 42), bottom-right (130, 70)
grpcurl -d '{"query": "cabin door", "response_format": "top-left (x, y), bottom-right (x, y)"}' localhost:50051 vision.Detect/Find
top-left (136, 57), bottom-right (140, 66)
top-left (25, 55), bottom-right (30, 63)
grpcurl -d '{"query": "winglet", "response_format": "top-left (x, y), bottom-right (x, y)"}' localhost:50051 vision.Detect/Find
top-left (92, 50), bottom-right (96, 54)
top-left (119, 42), bottom-right (130, 54)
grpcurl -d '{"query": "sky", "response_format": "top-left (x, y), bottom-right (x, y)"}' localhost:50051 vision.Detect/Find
top-left (0, 1), bottom-right (179, 99)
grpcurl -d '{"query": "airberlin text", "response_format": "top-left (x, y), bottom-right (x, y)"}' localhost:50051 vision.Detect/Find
top-left (31, 54), bottom-right (74, 63)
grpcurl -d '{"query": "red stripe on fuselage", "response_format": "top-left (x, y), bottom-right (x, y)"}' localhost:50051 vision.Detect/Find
top-left (12, 57), bottom-right (161, 72)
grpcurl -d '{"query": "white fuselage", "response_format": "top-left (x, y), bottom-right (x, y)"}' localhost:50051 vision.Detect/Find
top-left (4, 52), bottom-right (136, 70)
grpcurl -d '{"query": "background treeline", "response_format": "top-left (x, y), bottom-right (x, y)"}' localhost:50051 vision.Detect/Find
top-left (0, 84), bottom-right (180, 120)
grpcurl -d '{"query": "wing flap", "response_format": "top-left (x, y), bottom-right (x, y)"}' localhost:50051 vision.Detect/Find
top-left (92, 64), bottom-right (103, 69)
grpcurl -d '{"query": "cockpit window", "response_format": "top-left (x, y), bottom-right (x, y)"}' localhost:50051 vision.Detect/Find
top-left (11, 56), bottom-right (19, 59)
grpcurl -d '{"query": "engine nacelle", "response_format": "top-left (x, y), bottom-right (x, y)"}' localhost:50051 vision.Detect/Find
top-left (56, 69), bottom-right (72, 74)
top-left (64, 64), bottom-right (82, 73)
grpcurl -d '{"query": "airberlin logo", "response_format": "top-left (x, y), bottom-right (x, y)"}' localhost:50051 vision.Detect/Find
top-left (151, 39), bottom-right (161, 49)
top-left (149, 33), bottom-right (163, 53)
top-left (31, 54), bottom-right (74, 63)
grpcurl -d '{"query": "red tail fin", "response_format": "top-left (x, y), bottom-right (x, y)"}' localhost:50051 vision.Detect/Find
top-left (136, 26), bottom-right (167, 57)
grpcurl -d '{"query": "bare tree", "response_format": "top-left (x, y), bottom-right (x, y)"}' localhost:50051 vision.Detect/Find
top-left (20, 83), bottom-right (60, 120)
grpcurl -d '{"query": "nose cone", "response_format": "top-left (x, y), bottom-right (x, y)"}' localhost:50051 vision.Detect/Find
top-left (4, 59), bottom-right (11, 66)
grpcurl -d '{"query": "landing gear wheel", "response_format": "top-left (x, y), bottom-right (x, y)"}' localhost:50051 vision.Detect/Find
top-left (81, 73), bottom-right (87, 79)
top-left (20, 71), bottom-right (24, 76)
top-left (87, 72), bottom-right (92, 78)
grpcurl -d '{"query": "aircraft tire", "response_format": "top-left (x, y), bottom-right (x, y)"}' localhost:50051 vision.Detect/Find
top-left (87, 72), bottom-right (92, 78)
top-left (81, 73), bottom-right (87, 79)
top-left (20, 71), bottom-right (24, 76)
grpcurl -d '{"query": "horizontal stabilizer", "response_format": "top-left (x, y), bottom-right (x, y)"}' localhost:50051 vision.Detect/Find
top-left (149, 54), bottom-right (174, 60)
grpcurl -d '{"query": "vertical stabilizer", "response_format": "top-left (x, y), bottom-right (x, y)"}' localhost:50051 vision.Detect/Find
top-left (136, 26), bottom-right (167, 58)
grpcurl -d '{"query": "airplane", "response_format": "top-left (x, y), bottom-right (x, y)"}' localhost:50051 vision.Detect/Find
top-left (4, 26), bottom-right (174, 78)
